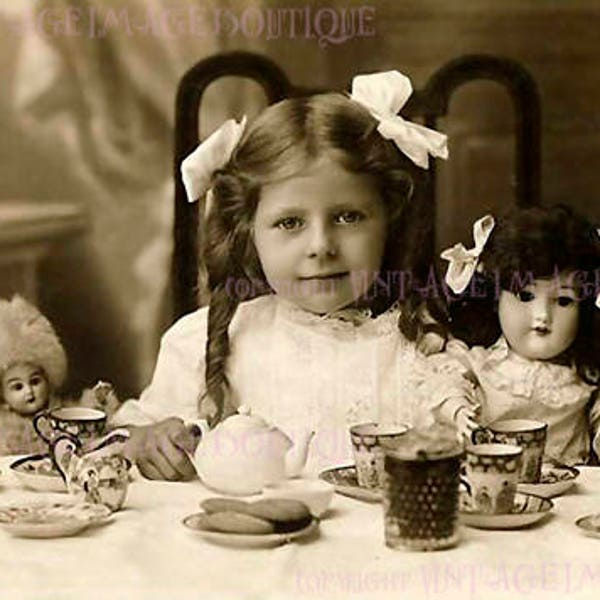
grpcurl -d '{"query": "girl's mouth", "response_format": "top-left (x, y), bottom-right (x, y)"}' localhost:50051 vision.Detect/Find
top-left (299, 272), bottom-right (348, 281)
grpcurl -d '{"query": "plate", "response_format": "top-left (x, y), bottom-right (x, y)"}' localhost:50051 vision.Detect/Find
top-left (575, 514), bottom-right (600, 538)
top-left (10, 455), bottom-right (66, 493)
top-left (0, 501), bottom-right (112, 538)
top-left (318, 465), bottom-right (381, 503)
top-left (518, 461), bottom-right (579, 498)
top-left (459, 491), bottom-right (553, 530)
top-left (182, 513), bottom-right (319, 548)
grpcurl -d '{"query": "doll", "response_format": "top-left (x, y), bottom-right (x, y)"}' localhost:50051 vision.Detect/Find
top-left (430, 205), bottom-right (600, 465)
top-left (0, 295), bottom-right (68, 454)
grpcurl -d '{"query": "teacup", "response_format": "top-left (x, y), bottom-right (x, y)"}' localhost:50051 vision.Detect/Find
top-left (350, 422), bottom-right (410, 489)
top-left (473, 419), bottom-right (547, 483)
top-left (34, 407), bottom-right (107, 445)
top-left (463, 443), bottom-right (523, 514)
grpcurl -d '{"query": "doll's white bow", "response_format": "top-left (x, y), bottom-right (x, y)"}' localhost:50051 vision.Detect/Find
top-left (181, 116), bottom-right (247, 204)
top-left (351, 71), bottom-right (448, 169)
top-left (441, 215), bottom-right (496, 294)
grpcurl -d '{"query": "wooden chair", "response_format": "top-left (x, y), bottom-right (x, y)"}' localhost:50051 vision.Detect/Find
top-left (172, 51), bottom-right (541, 321)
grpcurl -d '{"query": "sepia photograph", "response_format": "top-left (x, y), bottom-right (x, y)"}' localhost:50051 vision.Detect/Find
top-left (0, 0), bottom-right (599, 598)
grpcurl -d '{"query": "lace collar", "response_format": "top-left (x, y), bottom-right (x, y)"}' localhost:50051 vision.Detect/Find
top-left (275, 297), bottom-right (401, 338)
top-left (480, 336), bottom-right (594, 405)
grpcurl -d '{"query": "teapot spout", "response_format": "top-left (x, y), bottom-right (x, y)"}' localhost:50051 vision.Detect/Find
top-left (285, 430), bottom-right (315, 478)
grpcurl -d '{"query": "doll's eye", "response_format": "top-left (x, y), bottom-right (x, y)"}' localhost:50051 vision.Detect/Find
top-left (557, 296), bottom-right (575, 307)
top-left (8, 382), bottom-right (24, 392)
top-left (516, 290), bottom-right (535, 302)
top-left (30, 376), bottom-right (43, 386)
top-left (275, 216), bottom-right (303, 231)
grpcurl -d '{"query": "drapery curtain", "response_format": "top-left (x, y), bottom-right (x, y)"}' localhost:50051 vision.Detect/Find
top-left (3, 0), bottom-right (265, 394)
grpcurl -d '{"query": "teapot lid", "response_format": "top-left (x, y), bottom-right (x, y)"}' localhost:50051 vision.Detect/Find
top-left (219, 405), bottom-right (270, 432)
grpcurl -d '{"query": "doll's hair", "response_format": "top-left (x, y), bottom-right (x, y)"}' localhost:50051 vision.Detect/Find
top-left (447, 204), bottom-right (600, 382)
top-left (200, 92), bottom-right (436, 423)
top-left (0, 295), bottom-right (67, 396)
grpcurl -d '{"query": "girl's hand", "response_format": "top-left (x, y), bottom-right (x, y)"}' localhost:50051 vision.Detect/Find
top-left (454, 406), bottom-right (480, 440)
top-left (123, 418), bottom-right (197, 481)
top-left (417, 331), bottom-right (446, 356)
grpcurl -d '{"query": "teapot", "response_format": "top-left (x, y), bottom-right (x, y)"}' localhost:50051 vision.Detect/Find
top-left (50, 429), bottom-right (131, 511)
top-left (190, 406), bottom-right (314, 496)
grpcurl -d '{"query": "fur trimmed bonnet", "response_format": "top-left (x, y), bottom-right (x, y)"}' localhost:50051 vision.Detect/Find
top-left (0, 296), bottom-right (67, 389)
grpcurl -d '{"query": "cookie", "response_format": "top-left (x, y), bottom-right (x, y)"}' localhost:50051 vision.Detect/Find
top-left (246, 499), bottom-right (312, 533)
top-left (201, 497), bottom-right (250, 515)
top-left (202, 511), bottom-right (275, 535)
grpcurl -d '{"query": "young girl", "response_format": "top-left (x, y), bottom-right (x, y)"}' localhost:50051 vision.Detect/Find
top-left (0, 295), bottom-right (68, 454)
top-left (113, 70), bottom-right (465, 480)
top-left (431, 205), bottom-right (600, 465)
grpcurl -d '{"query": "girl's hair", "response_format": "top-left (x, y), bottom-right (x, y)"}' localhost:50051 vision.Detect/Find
top-left (447, 204), bottom-right (600, 383)
top-left (200, 93), bottom-right (436, 423)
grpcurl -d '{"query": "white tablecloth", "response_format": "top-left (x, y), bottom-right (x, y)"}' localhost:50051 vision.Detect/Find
top-left (1, 457), bottom-right (600, 600)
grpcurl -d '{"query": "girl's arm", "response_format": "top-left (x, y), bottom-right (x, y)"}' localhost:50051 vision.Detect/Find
top-left (412, 340), bottom-right (482, 437)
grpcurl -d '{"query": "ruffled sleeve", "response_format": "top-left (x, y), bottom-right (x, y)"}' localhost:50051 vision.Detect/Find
top-left (402, 341), bottom-right (479, 429)
top-left (588, 388), bottom-right (600, 458)
top-left (410, 339), bottom-right (481, 427)
top-left (111, 308), bottom-right (208, 427)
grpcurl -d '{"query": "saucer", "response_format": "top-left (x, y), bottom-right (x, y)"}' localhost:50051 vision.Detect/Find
top-left (182, 513), bottom-right (319, 548)
top-left (318, 466), bottom-right (381, 503)
top-left (575, 514), bottom-right (600, 538)
top-left (10, 455), bottom-right (66, 493)
top-left (459, 491), bottom-right (553, 530)
top-left (0, 501), bottom-right (112, 538)
top-left (517, 461), bottom-right (579, 498)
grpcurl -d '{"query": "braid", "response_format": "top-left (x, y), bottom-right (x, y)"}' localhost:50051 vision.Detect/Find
top-left (201, 285), bottom-right (239, 426)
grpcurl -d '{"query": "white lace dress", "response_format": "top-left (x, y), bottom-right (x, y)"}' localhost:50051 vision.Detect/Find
top-left (113, 295), bottom-right (464, 473)
top-left (430, 337), bottom-right (600, 465)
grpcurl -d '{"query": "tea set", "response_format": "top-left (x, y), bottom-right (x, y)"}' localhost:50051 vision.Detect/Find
top-left (2, 405), bottom-right (132, 538)
top-left (0, 402), bottom-right (596, 547)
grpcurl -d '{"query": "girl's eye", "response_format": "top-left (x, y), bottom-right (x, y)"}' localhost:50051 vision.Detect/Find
top-left (335, 211), bottom-right (364, 225)
top-left (516, 290), bottom-right (535, 302)
top-left (275, 217), bottom-right (303, 231)
top-left (557, 296), bottom-right (575, 307)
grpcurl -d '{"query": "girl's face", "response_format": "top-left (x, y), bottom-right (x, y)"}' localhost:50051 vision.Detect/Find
top-left (498, 273), bottom-right (579, 360)
top-left (2, 362), bottom-right (49, 415)
top-left (253, 156), bottom-right (387, 314)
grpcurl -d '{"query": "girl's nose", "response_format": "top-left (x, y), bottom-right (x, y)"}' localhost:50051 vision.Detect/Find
top-left (306, 223), bottom-right (337, 259)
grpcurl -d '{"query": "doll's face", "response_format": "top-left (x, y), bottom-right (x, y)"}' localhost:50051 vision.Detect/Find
top-left (498, 273), bottom-right (579, 360)
top-left (2, 362), bottom-right (49, 415)
top-left (253, 157), bottom-right (387, 314)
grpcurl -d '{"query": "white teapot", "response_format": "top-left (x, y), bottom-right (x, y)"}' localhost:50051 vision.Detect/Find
top-left (191, 406), bottom-right (314, 496)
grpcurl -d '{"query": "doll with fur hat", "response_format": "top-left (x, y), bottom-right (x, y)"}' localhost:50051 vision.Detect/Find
top-left (0, 295), bottom-right (67, 455)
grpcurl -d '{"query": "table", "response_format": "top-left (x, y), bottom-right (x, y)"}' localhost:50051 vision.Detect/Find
top-left (1, 457), bottom-right (600, 600)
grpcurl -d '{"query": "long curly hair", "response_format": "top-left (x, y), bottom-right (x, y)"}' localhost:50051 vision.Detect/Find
top-left (447, 204), bottom-right (600, 383)
top-left (200, 93), bottom-right (437, 424)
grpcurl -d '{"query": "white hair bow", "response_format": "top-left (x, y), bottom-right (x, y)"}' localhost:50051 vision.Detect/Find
top-left (351, 71), bottom-right (448, 169)
top-left (441, 215), bottom-right (496, 294)
top-left (181, 116), bottom-right (247, 203)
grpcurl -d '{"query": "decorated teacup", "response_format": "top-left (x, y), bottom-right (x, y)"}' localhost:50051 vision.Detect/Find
top-left (350, 422), bottom-right (410, 489)
top-left (473, 419), bottom-right (547, 483)
top-left (463, 443), bottom-right (523, 514)
top-left (34, 407), bottom-right (107, 445)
